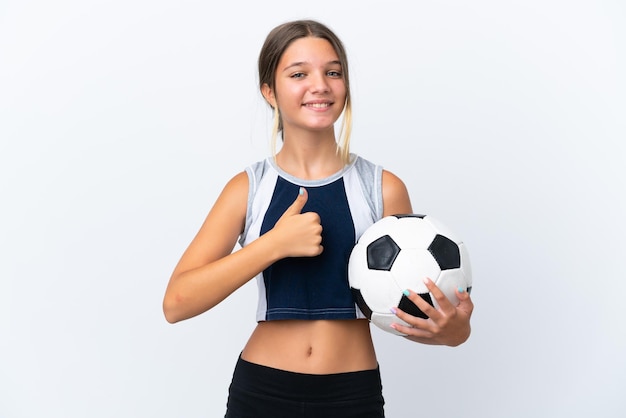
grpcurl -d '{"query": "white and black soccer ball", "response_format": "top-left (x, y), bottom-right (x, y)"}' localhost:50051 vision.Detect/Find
top-left (349, 214), bottom-right (472, 336)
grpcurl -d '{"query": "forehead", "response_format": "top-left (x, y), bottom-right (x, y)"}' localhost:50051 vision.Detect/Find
top-left (278, 37), bottom-right (340, 67)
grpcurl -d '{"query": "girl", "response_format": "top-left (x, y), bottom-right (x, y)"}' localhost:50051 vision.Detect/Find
top-left (163, 19), bottom-right (473, 418)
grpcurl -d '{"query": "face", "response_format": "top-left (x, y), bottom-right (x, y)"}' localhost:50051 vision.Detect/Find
top-left (263, 37), bottom-right (347, 136)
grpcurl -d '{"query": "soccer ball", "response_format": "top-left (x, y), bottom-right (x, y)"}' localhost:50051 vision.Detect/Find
top-left (348, 214), bottom-right (472, 336)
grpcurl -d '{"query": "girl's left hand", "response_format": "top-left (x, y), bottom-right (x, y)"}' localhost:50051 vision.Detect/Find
top-left (391, 277), bottom-right (474, 346)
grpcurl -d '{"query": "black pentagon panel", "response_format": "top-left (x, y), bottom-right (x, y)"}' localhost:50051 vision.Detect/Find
top-left (398, 293), bottom-right (432, 320)
top-left (393, 214), bottom-right (426, 219)
top-left (366, 235), bottom-right (401, 271)
top-left (428, 234), bottom-right (461, 270)
top-left (351, 288), bottom-right (372, 320)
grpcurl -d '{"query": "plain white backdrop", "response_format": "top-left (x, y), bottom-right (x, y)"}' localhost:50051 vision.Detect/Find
top-left (1, 1), bottom-right (625, 417)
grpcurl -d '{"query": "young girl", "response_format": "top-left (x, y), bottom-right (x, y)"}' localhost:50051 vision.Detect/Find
top-left (163, 19), bottom-right (473, 417)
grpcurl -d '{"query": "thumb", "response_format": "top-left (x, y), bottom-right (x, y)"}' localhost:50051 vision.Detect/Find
top-left (283, 187), bottom-right (308, 216)
top-left (456, 287), bottom-right (474, 315)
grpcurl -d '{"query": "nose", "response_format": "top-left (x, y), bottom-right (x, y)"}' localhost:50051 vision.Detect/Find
top-left (309, 71), bottom-right (330, 94)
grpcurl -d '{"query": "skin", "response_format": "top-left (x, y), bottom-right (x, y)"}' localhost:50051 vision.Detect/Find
top-left (162, 36), bottom-right (473, 374)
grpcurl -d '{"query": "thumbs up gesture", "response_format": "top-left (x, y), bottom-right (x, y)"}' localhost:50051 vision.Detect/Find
top-left (272, 187), bottom-right (324, 258)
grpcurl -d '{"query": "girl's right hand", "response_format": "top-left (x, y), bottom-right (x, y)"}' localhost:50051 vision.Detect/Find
top-left (272, 187), bottom-right (324, 258)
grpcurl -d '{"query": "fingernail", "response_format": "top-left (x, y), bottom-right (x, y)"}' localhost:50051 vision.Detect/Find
top-left (402, 289), bottom-right (410, 297)
top-left (458, 286), bottom-right (465, 293)
top-left (389, 307), bottom-right (397, 314)
top-left (299, 187), bottom-right (304, 196)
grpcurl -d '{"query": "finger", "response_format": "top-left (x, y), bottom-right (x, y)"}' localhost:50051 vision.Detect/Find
top-left (455, 288), bottom-right (474, 316)
top-left (282, 187), bottom-right (308, 217)
top-left (422, 277), bottom-right (455, 313)
top-left (403, 286), bottom-right (441, 321)
top-left (389, 321), bottom-right (432, 339)
top-left (392, 304), bottom-right (433, 331)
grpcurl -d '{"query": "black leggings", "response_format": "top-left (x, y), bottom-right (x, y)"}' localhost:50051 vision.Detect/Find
top-left (224, 356), bottom-right (385, 418)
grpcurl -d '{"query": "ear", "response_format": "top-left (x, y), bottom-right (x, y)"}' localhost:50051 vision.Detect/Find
top-left (261, 83), bottom-right (276, 108)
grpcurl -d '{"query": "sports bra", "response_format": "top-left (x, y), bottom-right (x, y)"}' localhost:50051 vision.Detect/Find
top-left (239, 155), bottom-right (383, 321)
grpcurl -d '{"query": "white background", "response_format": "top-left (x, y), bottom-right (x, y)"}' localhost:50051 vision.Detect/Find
top-left (1, 1), bottom-right (625, 417)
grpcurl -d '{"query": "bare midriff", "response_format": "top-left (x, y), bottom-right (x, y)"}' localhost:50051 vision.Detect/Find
top-left (241, 319), bottom-right (378, 374)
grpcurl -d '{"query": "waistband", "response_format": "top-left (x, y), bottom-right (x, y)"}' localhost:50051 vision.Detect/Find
top-left (230, 356), bottom-right (383, 402)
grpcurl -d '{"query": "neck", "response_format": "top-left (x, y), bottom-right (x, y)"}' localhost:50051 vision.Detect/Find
top-left (276, 129), bottom-right (344, 180)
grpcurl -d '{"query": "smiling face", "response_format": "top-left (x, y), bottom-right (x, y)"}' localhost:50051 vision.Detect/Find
top-left (262, 36), bottom-right (347, 138)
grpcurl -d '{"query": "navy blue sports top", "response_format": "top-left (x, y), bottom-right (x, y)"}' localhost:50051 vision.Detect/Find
top-left (239, 155), bottom-right (384, 321)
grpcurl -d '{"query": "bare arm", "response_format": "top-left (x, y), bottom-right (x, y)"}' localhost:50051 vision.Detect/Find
top-left (381, 169), bottom-right (474, 346)
top-left (163, 174), bottom-right (322, 323)
top-left (381, 169), bottom-right (413, 216)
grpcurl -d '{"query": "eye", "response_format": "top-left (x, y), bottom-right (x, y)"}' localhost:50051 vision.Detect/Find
top-left (327, 70), bottom-right (342, 78)
top-left (290, 72), bottom-right (306, 79)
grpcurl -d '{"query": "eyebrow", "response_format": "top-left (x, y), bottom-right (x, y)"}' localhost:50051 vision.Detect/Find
top-left (281, 60), bottom-right (342, 72)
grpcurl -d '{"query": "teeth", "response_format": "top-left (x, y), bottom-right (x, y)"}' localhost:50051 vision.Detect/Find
top-left (307, 103), bottom-right (330, 108)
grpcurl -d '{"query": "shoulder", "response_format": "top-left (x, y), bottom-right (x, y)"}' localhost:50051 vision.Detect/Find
top-left (221, 159), bottom-right (268, 199)
top-left (351, 154), bottom-right (405, 195)
top-left (381, 169), bottom-right (412, 216)
top-left (243, 159), bottom-right (271, 189)
top-left (213, 158), bottom-right (268, 215)
top-left (211, 171), bottom-right (249, 222)
top-left (350, 154), bottom-right (383, 183)
top-left (221, 170), bottom-right (249, 197)
top-left (350, 155), bottom-right (412, 216)
top-left (382, 169), bottom-right (406, 192)
top-left (215, 159), bottom-right (274, 218)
